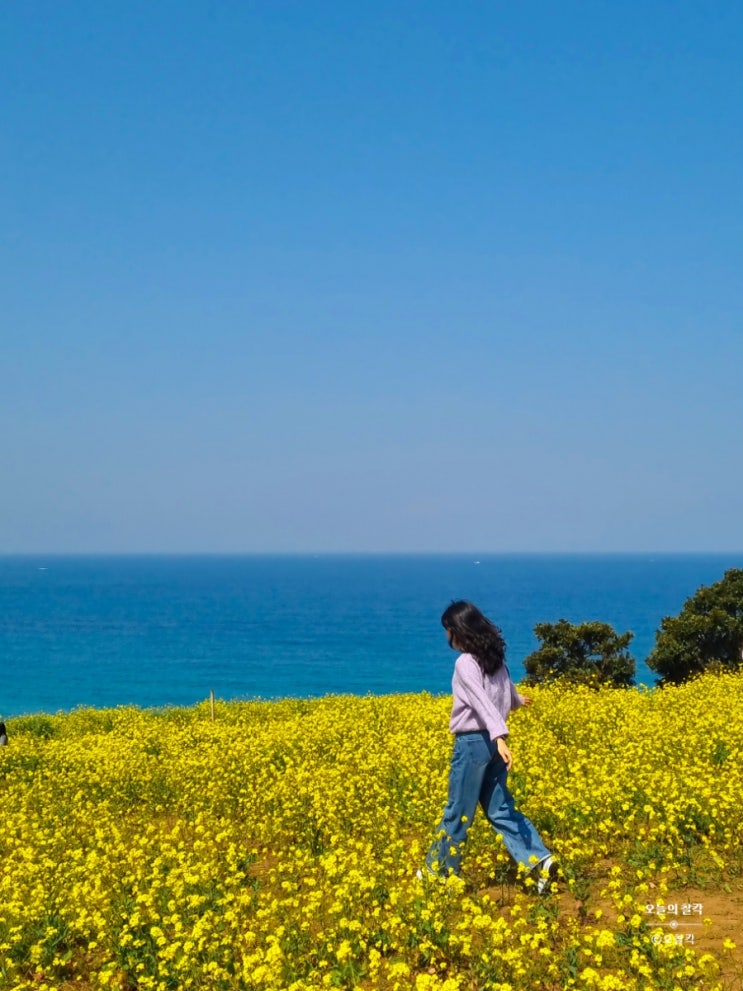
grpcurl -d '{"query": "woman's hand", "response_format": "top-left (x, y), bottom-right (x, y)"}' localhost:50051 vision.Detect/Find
top-left (519, 694), bottom-right (533, 706)
top-left (496, 736), bottom-right (513, 771)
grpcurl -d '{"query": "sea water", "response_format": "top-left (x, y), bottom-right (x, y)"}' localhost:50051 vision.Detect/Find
top-left (1, 554), bottom-right (740, 717)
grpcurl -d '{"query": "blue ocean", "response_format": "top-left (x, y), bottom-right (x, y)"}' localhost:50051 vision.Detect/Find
top-left (1, 554), bottom-right (740, 718)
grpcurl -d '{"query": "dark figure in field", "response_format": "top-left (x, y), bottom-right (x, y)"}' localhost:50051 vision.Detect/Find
top-left (423, 601), bottom-right (555, 892)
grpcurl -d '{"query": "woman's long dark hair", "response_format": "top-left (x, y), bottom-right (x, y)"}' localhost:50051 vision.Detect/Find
top-left (441, 600), bottom-right (506, 675)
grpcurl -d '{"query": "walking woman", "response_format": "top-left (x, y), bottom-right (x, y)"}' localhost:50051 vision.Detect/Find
top-left (424, 601), bottom-right (555, 892)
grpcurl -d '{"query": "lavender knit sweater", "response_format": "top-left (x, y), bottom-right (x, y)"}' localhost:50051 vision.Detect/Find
top-left (449, 653), bottom-right (524, 742)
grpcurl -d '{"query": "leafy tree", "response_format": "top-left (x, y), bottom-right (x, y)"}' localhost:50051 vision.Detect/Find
top-left (524, 619), bottom-right (635, 687)
top-left (647, 568), bottom-right (743, 684)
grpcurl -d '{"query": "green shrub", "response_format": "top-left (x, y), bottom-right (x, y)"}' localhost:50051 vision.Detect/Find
top-left (647, 568), bottom-right (743, 684)
top-left (524, 619), bottom-right (635, 687)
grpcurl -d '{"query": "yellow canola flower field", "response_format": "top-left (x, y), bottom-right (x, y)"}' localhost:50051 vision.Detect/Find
top-left (1, 671), bottom-right (743, 991)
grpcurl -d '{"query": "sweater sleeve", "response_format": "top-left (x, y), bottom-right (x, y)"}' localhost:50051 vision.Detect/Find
top-left (454, 655), bottom-right (509, 742)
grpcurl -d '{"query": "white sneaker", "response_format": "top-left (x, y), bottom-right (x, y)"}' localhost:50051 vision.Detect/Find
top-left (535, 856), bottom-right (556, 895)
top-left (416, 867), bottom-right (459, 888)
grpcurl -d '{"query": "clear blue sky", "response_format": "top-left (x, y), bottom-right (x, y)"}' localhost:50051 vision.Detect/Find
top-left (2, 1), bottom-right (742, 553)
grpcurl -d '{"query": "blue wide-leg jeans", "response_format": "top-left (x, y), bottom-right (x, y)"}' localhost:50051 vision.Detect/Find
top-left (425, 730), bottom-right (550, 877)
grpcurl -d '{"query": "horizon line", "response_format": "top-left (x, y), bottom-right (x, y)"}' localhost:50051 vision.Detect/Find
top-left (1, 549), bottom-right (742, 558)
